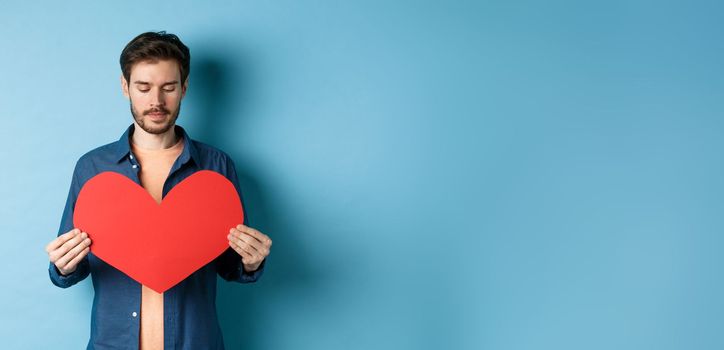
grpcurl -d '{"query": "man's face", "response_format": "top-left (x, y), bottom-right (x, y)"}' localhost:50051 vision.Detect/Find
top-left (121, 59), bottom-right (187, 135)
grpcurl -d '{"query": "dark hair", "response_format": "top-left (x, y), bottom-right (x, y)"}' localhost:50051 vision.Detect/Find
top-left (120, 31), bottom-right (190, 84)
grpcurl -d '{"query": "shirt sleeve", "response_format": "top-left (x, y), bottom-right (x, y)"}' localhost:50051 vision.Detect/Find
top-left (215, 155), bottom-right (266, 283)
top-left (48, 159), bottom-right (91, 288)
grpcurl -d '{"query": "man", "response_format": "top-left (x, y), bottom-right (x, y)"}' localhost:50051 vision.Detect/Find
top-left (44, 31), bottom-right (272, 350)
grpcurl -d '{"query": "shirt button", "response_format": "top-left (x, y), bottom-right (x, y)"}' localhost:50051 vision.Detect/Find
top-left (129, 154), bottom-right (134, 160)
top-left (132, 164), bottom-right (138, 169)
top-left (132, 312), bottom-right (138, 317)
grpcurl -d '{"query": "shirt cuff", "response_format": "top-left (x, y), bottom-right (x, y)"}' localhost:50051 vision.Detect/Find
top-left (239, 258), bottom-right (266, 283)
top-left (48, 262), bottom-right (85, 288)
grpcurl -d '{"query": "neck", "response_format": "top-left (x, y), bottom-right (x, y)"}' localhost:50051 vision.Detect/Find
top-left (131, 122), bottom-right (179, 150)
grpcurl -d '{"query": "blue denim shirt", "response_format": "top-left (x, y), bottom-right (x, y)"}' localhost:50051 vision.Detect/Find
top-left (48, 124), bottom-right (265, 350)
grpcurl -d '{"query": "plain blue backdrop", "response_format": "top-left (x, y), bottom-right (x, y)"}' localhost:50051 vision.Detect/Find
top-left (1, 0), bottom-right (723, 349)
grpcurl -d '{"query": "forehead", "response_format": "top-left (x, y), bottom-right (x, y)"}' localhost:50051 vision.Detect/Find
top-left (129, 59), bottom-right (181, 83)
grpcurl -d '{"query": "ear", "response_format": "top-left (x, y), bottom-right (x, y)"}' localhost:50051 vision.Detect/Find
top-left (181, 78), bottom-right (189, 99)
top-left (121, 74), bottom-right (129, 99)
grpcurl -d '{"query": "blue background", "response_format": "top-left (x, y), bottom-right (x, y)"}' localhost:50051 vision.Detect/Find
top-left (1, 1), bottom-right (723, 349)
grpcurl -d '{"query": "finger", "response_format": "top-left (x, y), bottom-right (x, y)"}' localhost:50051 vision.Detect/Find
top-left (53, 232), bottom-right (87, 262)
top-left (57, 238), bottom-right (90, 269)
top-left (56, 236), bottom-right (91, 269)
top-left (237, 225), bottom-right (271, 246)
top-left (64, 246), bottom-right (90, 272)
top-left (46, 228), bottom-right (80, 253)
top-left (228, 232), bottom-right (259, 256)
top-left (229, 228), bottom-right (261, 251)
top-left (229, 239), bottom-right (256, 261)
top-left (54, 232), bottom-right (90, 265)
top-left (49, 232), bottom-right (85, 263)
top-left (230, 229), bottom-right (264, 254)
top-left (235, 225), bottom-right (271, 246)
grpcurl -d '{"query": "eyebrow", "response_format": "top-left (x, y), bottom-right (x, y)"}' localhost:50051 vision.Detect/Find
top-left (133, 80), bottom-right (179, 86)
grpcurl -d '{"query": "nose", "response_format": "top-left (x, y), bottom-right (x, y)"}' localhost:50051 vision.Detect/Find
top-left (150, 88), bottom-right (165, 107)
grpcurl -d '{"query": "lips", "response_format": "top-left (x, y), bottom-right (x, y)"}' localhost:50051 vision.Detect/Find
top-left (148, 112), bottom-right (167, 120)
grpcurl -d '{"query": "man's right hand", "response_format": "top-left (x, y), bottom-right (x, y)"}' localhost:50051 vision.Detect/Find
top-left (46, 228), bottom-right (92, 276)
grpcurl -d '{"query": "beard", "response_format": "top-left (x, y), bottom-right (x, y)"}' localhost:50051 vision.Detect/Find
top-left (130, 99), bottom-right (181, 135)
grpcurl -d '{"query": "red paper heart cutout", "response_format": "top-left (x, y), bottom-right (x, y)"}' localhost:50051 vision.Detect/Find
top-left (73, 170), bottom-right (244, 293)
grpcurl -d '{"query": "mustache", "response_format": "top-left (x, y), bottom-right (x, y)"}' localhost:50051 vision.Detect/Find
top-left (144, 108), bottom-right (169, 115)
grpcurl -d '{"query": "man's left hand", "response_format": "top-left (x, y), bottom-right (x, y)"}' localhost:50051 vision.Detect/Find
top-left (228, 224), bottom-right (272, 272)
